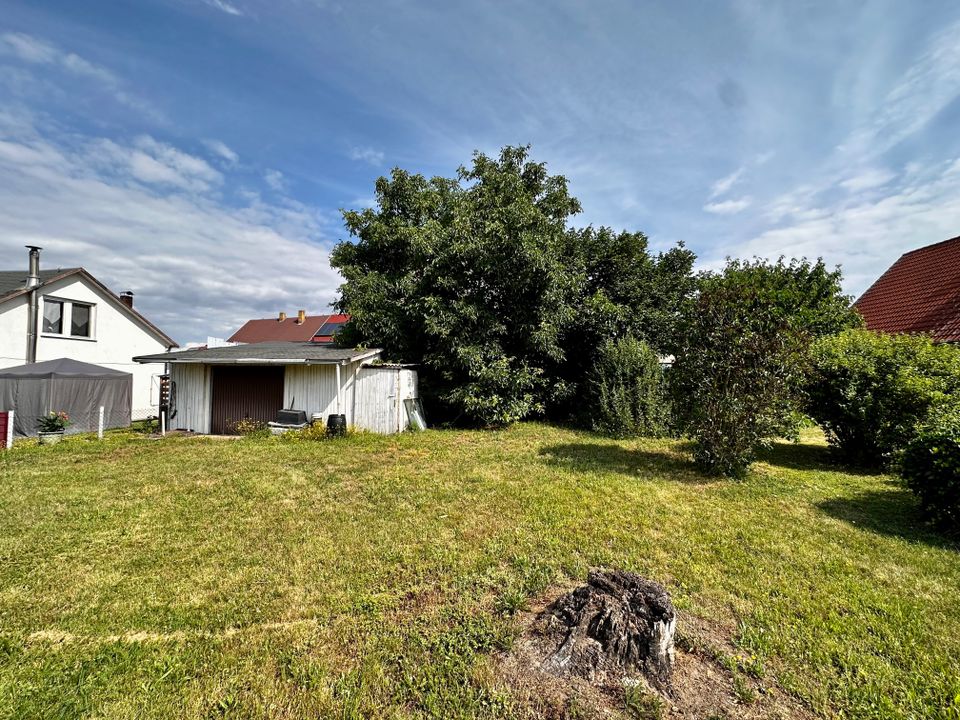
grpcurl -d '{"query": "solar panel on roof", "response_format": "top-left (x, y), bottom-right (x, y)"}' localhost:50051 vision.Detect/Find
top-left (316, 321), bottom-right (345, 336)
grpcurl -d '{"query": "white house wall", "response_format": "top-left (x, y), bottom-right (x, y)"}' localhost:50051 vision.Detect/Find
top-left (1, 275), bottom-right (171, 417)
top-left (0, 296), bottom-right (29, 369)
top-left (169, 363), bottom-right (211, 433)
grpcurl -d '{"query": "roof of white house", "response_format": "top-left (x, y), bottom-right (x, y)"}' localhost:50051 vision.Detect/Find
top-left (0, 268), bottom-right (81, 299)
top-left (133, 342), bottom-right (381, 365)
top-left (0, 266), bottom-right (178, 348)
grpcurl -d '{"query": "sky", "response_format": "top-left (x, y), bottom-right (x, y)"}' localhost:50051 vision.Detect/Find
top-left (1, 0), bottom-right (960, 344)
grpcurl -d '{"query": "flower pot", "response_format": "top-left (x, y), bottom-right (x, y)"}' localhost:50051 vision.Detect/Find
top-left (38, 431), bottom-right (64, 445)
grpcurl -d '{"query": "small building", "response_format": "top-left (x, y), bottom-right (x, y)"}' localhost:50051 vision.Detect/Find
top-left (0, 358), bottom-right (132, 437)
top-left (0, 247), bottom-right (177, 417)
top-left (133, 342), bottom-right (420, 434)
top-left (855, 234), bottom-right (960, 343)
top-left (228, 311), bottom-right (350, 344)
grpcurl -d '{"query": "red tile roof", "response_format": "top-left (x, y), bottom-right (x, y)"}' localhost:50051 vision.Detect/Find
top-left (854, 234), bottom-right (960, 342)
top-left (228, 314), bottom-right (349, 343)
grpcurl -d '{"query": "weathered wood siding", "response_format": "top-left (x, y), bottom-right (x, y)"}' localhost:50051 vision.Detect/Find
top-left (353, 366), bottom-right (418, 433)
top-left (169, 360), bottom-right (417, 435)
top-left (170, 363), bottom-right (211, 433)
top-left (284, 362), bottom-right (361, 424)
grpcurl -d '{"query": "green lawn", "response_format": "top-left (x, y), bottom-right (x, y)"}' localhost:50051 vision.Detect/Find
top-left (0, 424), bottom-right (958, 719)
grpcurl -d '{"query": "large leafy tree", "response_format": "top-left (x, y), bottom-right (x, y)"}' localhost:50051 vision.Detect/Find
top-left (548, 227), bottom-right (696, 420)
top-left (331, 146), bottom-right (581, 426)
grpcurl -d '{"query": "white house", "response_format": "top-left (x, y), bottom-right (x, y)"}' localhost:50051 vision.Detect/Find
top-left (0, 247), bottom-right (177, 418)
top-left (133, 342), bottom-right (421, 434)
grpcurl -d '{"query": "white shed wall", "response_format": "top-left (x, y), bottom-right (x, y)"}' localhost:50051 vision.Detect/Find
top-left (353, 366), bottom-right (418, 433)
top-left (284, 360), bottom-right (364, 425)
top-left (169, 363), bottom-right (211, 433)
top-left (165, 360), bottom-right (417, 435)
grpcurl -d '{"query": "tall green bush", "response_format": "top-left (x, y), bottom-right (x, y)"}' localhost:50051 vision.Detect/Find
top-left (584, 336), bottom-right (669, 438)
top-left (806, 330), bottom-right (960, 468)
top-left (901, 407), bottom-right (960, 533)
top-left (671, 258), bottom-right (856, 478)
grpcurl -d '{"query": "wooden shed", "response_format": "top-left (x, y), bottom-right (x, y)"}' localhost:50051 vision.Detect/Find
top-left (133, 343), bottom-right (421, 434)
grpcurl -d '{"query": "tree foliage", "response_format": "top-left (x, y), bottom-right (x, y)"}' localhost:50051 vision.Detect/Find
top-left (807, 329), bottom-right (960, 468)
top-left (901, 406), bottom-right (960, 533)
top-left (331, 146), bottom-right (581, 426)
top-left (671, 258), bottom-right (857, 477)
top-left (548, 227), bottom-right (696, 420)
top-left (584, 336), bottom-right (670, 438)
top-left (332, 145), bottom-right (697, 426)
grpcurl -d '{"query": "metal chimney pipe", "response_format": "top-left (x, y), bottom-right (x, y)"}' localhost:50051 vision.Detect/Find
top-left (26, 246), bottom-right (41, 288)
top-left (25, 246), bottom-right (41, 363)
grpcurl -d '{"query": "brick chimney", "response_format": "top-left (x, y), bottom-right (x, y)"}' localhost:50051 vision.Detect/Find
top-left (119, 291), bottom-right (134, 309)
top-left (296, 309), bottom-right (306, 324)
top-left (278, 311), bottom-right (287, 322)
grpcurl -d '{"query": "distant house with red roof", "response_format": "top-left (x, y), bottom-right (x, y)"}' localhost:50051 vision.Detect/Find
top-left (228, 310), bottom-right (349, 344)
top-left (854, 234), bottom-right (960, 343)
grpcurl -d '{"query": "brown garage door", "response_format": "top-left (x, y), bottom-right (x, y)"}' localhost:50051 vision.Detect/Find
top-left (210, 366), bottom-right (284, 434)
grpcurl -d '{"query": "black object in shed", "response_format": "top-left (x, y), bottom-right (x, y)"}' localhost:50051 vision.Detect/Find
top-left (0, 358), bottom-right (132, 437)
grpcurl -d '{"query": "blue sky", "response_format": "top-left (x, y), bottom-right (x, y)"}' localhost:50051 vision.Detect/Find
top-left (2, 0), bottom-right (960, 343)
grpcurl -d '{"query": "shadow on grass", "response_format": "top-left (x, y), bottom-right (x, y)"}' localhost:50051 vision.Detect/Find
top-left (538, 442), bottom-right (711, 485)
top-left (757, 440), bottom-right (878, 476)
top-left (817, 483), bottom-right (957, 551)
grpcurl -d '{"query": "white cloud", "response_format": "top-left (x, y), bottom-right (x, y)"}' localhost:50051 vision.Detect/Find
top-left (203, 139), bottom-right (239, 165)
top-left (0, 32), bottom-right (161, 121)
top-left (703, 196), bottom-right (753, 215)
top-left (724, 157), bottom-right (960, 296)
top-left (0, 32), bottom-right (58, 64)
top-left (839, 168), bottom-right (897, 192)
top-left (839, 20), bottom-right (960, 159)
top-left (708, 167), bottom-right (743, 199)
top-left (202, 0), bottom-right (243, 16)
top-left (264, 169), bottom-right (286, 191)
top-left (0, 119), bottom-right (340, 343)
top-left (349, 146), bottom-right (385, 166)
top-left (88, 135), bottom-right (223, 192)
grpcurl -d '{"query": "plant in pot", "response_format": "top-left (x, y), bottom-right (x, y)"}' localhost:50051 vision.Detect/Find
top-left (37, 411), bottom-right (70, 445)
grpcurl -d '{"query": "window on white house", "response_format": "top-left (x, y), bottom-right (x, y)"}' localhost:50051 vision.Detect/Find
top-left (42, 300), bottom-right (63, 334)
top-left (71, 303), bottom-right (92, 337)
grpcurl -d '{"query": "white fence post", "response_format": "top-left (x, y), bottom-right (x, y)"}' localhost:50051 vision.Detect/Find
top-left (98, 406), bottom-right (104, 439)
top-left (5, 411), bottom-right (12, 449)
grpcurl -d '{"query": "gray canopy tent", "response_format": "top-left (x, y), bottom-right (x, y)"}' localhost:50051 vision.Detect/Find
top-left (0, 358), bottom-right (132, 437)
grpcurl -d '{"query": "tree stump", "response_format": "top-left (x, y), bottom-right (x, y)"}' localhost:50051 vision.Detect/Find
top-left (541, 569), bottom-right (676, 691)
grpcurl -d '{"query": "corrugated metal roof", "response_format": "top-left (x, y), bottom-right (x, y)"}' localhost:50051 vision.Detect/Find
top-left (133, 342), bottom-right (381, 365)
top-left (854, 234), bottom-right (960, 342)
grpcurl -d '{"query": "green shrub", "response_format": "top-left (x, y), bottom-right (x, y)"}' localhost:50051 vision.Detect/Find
top-left (670, 261), bottom-right (816, 477)
top-left (807, 330), bottom-right (960, 468)
top-left (901, 408), bottom-right (960, 532)
top-left (584, 336), bottom-right (670, 438)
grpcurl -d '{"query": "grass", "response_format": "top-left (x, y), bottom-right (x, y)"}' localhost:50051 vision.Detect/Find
top-left (0, 424), bottom-right (958, 719)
